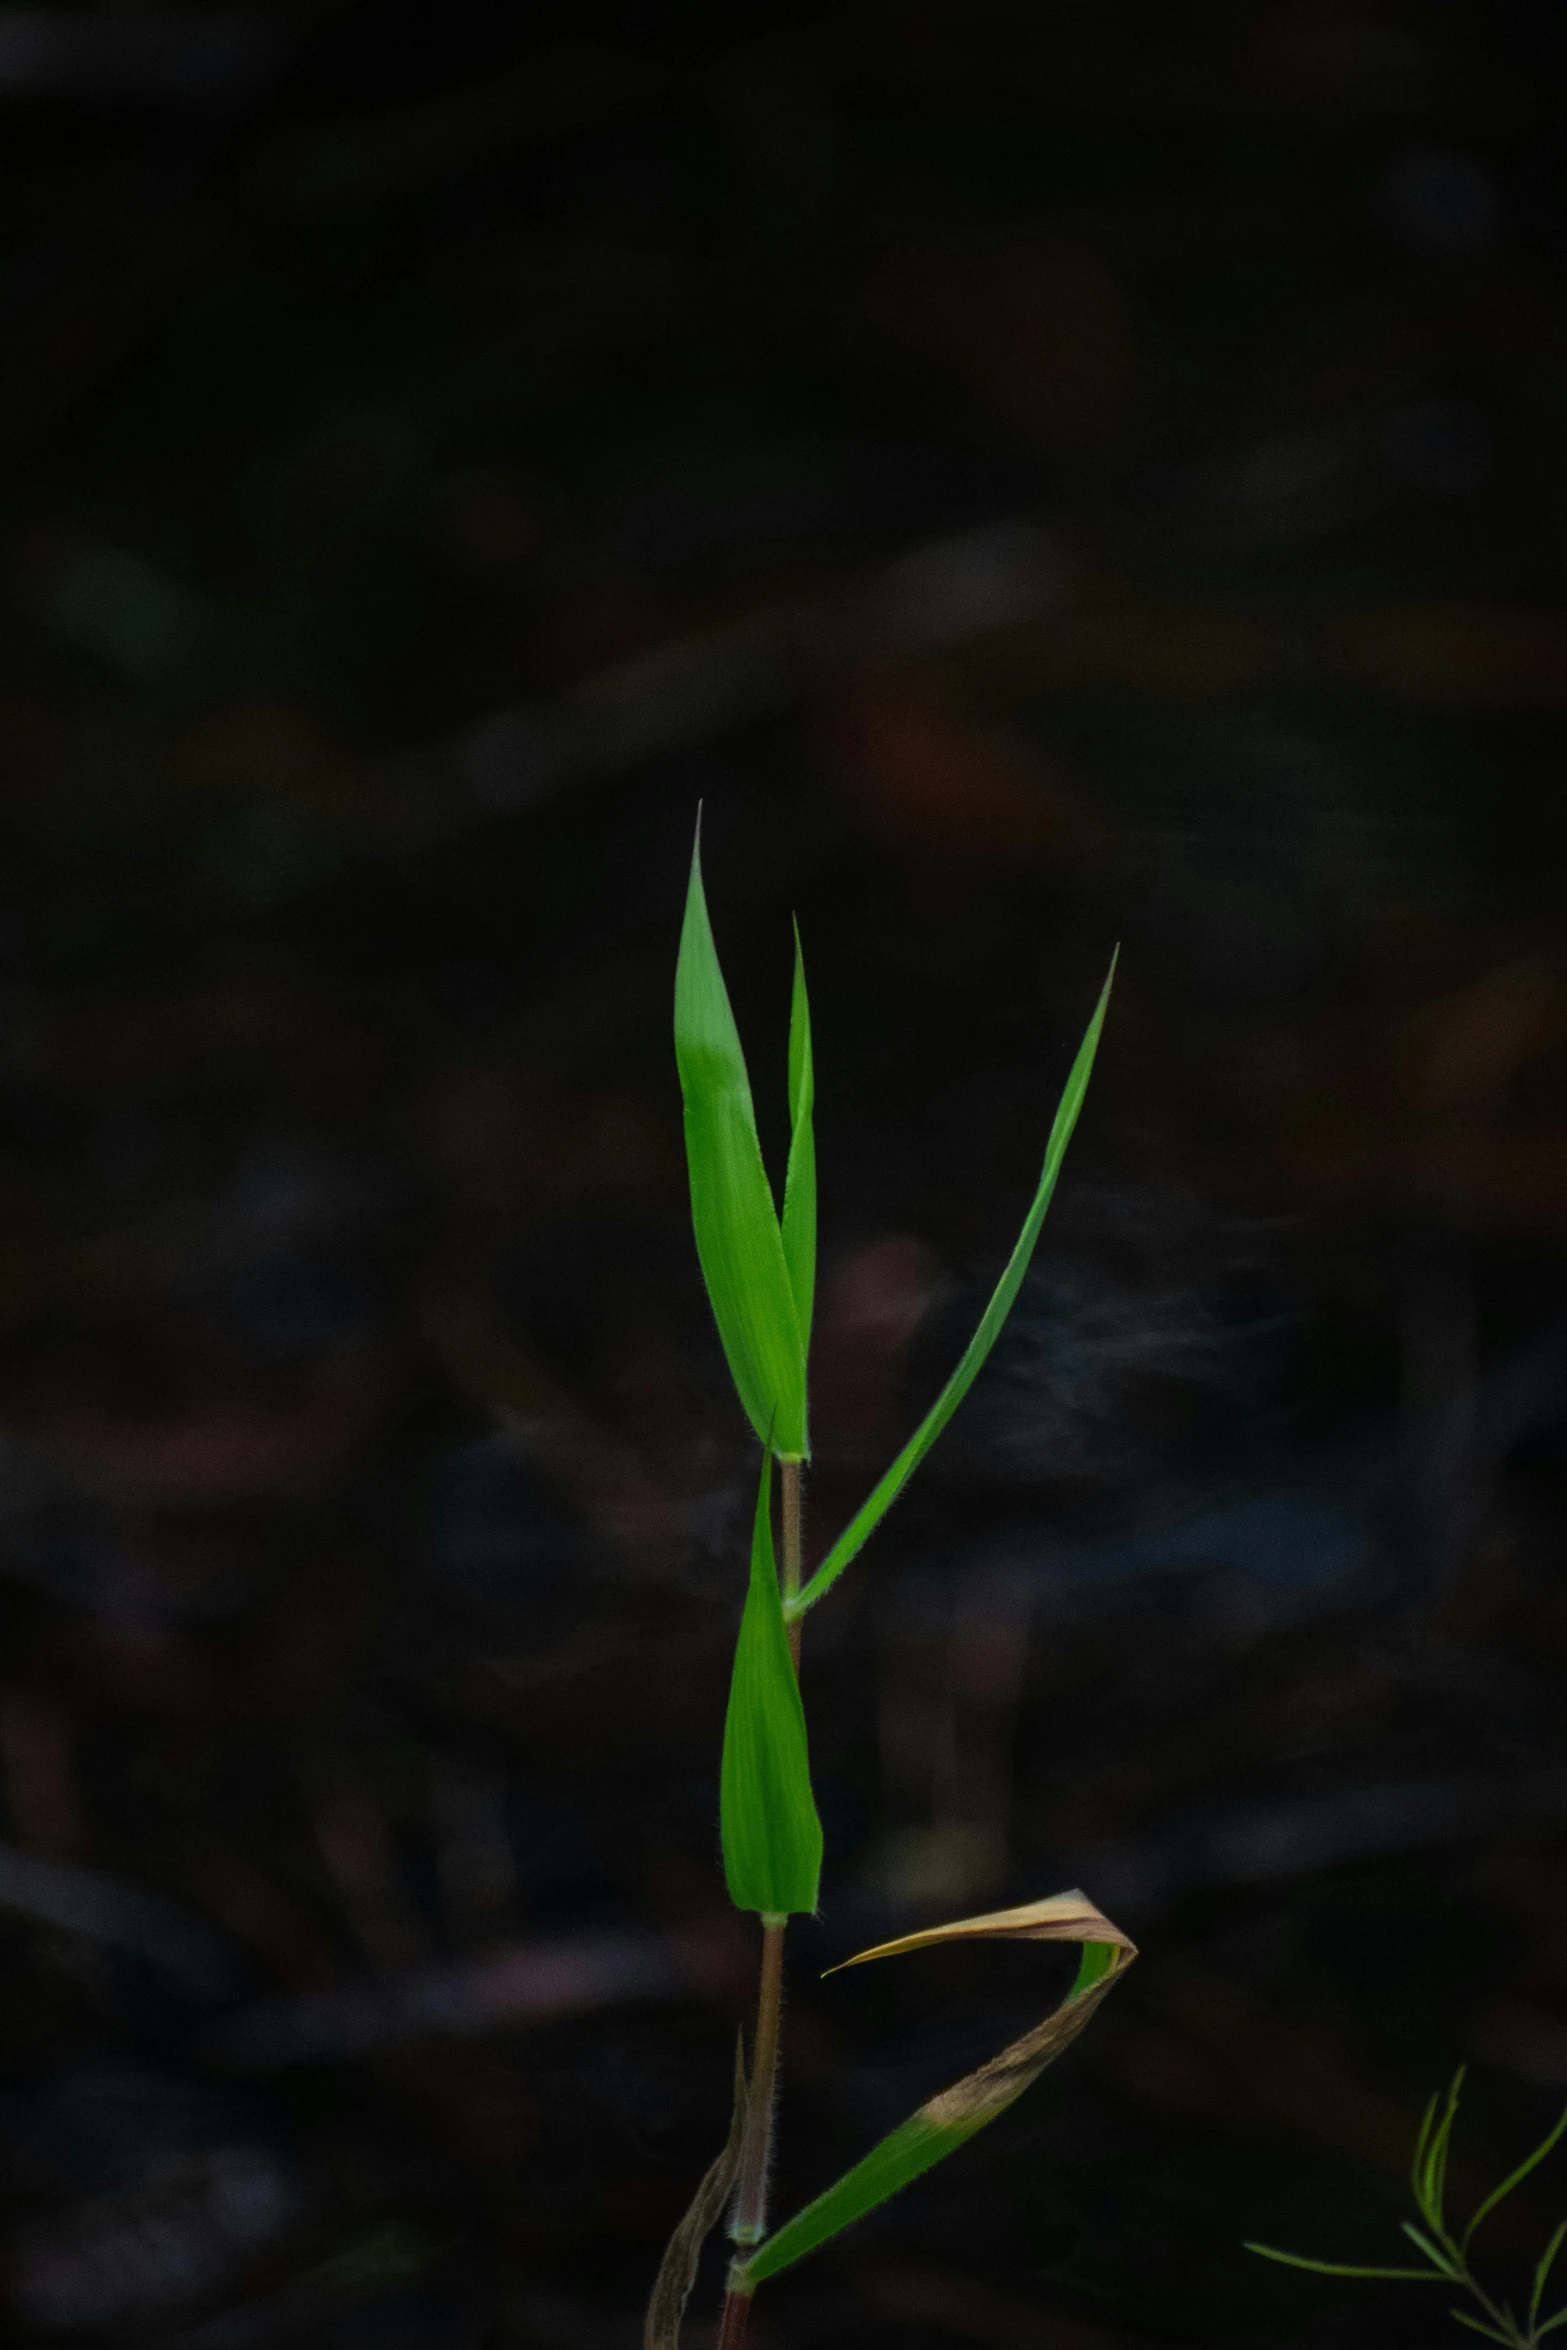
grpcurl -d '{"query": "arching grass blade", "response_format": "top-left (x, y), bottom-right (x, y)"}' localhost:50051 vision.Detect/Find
top-left (1448, 2313), bottom-right (1515, 2344)
top-left (734, 1891), bottom-right (1134, 2287)
top-left (1461, 2094), bottom-right (1567, 2249)
top-left (791, 956), bottom-right (1115, 1615)
top-left (1532, 2221), bottom-right (1567, 2332)
top-left (1244, 2246), bottom-right (1442, 2282)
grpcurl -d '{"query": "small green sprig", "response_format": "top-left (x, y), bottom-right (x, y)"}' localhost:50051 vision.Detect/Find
top-left (1248, 2069), bottom-right (1567, 2349)
top-left (649, 811), bottom-right (1126, 2350)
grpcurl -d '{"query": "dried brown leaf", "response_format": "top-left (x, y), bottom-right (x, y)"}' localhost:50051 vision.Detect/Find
top-left (643, 2039), bottom-right (750, 2350)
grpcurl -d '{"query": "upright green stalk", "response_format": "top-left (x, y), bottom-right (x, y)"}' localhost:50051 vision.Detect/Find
top-left (650, 817), bottom-right (1126, 2350)
top-left (720, 1459), bottom-right (804, 2350)
top-left (720, 1919), bottom-right (785, 2350)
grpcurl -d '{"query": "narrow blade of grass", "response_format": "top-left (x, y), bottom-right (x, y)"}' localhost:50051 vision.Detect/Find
top-left (1418, 2071), bottom-right (1465, 2232)
top-left (1463, 2097), bottom-right (1567, 2249)
top-left (781, 920), bottom-right (815, 1362)
top-left (1412, 2091), bottom-right (1440, 2211)
top-left (675, 814), bottom-right (806, 1458)
top-left (734, 1890), bottom-right (1134, 2286)
top-left (1401, 2222), bottom-right (1458, 2276)
top-left (1448, 2312), bottom-right (1515, 2345)
top-left (739, 2109), bottom-right (987, 2285)
top-left (1245, 2246), bottom-right (1442, 2282)
top-left (1531, 2220), bottom-right (1566, 2330)
top-left (791, 956), bottom-right (1115, 1616)
top-left (719, 1448), bottom-right (822, 1917)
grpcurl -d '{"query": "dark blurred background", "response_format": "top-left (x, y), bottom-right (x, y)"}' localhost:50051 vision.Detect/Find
top-left (2, 4), bottom-right (1567, 2347)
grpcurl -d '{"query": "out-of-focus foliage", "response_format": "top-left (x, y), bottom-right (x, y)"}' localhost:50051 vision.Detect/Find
top-left (1250, 2070), bottom-right (1567, 2348)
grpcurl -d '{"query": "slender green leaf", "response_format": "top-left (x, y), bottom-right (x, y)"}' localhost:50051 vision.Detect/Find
top-left (1413, 2091), bottom-right (1439, 2203)
top-left (719, 1450), bottom-right (822, 1917)
top-left (1448, 2312), bottom-right (1515, 2346)
top-left (675, 816), bottom-right (807, 1458)
top-left (742, 2109), bottom-right (985, 2285)
top-left (1419, 2071), bottom-right (1465, 2231)
top-left (781, 921), bottom-right (815, 1361)
top-left (735, 1890), bottom-right (1134, 2287)
top-left (1535, 2303), bottom-right (1567, 2337)
top-left (1531, 2220), bottom-right (1566, 2330)
top-left (1402, 2222), bottom-right (1458, 2276)
top-left (1464, 2097), bottom-right (1567, 2249)
top-left (1244, 2246), bottom-right (1441, 2282)
top-left (791, 955), bottom-right (1116, 1616)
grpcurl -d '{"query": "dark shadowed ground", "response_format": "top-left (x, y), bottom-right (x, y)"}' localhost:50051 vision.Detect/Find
top-left (0, 5), bottom-right (1565, 2348)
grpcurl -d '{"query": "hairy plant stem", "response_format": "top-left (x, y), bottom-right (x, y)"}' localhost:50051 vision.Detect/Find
top-left (719, 1918), bottom-right (782, 2349)
top-left (718, 1459), bottom-right (804, 2350)
top-left (730, 1919), bottom-right (786, 2244)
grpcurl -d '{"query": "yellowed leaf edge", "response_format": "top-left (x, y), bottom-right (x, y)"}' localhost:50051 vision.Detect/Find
top-left (823, 1887), bottom-right (1136, 1976)
top-left (828, 1888), bottom-right (1136, 2133)
top-left (734, 1888), bottom-right (1136, 2292)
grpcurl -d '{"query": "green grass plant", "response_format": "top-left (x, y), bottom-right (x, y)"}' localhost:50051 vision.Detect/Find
top-left (646, 813), bottom-right (1129, 2350)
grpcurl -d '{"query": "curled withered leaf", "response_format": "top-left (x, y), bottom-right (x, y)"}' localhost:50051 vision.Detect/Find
top-left (736, 1890), bottom-right (1134, 2289)
top-left (644, 2039), bottom-right (750, 2350)
top-left (826, 1887), bottom-right (1137, 1973)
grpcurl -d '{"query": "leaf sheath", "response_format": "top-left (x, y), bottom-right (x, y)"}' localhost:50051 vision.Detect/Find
top-left (719, 1450), bottom-right (823, 1917)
